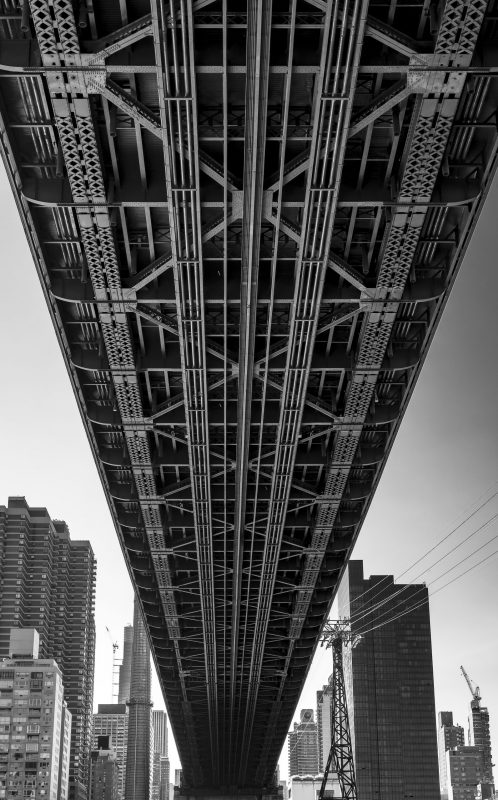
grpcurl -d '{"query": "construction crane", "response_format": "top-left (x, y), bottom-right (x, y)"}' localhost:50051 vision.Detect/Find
top-left (317, 620), bottom-right (361, 800)
top-left (460, 665), bottom-right (481, 704)
top-left (105, 626), bottom-right (120, 703)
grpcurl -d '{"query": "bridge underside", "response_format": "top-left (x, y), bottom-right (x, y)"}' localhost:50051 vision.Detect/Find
top-left (0, 0), bottom-right (497, 791)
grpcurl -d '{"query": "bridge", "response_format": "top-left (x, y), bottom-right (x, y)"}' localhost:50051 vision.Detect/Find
top-left (0, 0), bottom-right (497, 796)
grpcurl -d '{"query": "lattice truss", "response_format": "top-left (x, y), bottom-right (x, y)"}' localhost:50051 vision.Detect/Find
top-left (0, 0), bottom-right (497, 790)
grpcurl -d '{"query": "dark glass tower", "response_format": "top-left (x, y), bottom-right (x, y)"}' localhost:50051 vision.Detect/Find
top-left (125, 595), bottom-right (152, 800)
top-left (338, 560), bottom-right (440, 800)
top-left (0, 497), bottom-right (96, 800)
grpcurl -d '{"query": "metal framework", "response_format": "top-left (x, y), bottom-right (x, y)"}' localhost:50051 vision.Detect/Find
top-left (0, 0), bottom-right (497, 792)
top-left (319, 621), bottom-right (359, 800)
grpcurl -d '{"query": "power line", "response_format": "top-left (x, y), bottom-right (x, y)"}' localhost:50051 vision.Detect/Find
top-left (347, 503), bottom-right (498, 627)
top-left (354, 543), bottom-right (498, 638)
top-left (351, 487), bottom-right (497, 614)
top-left (351, 520), bottom-right (497, 632)
top-left (345, 486), bottom-right (497, 615)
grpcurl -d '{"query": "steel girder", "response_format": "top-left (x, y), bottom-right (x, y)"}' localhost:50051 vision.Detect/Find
top-left (0, 0), bottom-right (497, 792)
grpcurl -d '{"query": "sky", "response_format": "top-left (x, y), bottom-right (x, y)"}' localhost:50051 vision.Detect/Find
top-left (0, 155), bottom-right (497, 782)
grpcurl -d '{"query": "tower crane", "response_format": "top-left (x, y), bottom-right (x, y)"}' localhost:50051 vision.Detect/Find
top-left (460, 665), bottom-right (481, 704)
top-left (105, 626), bottom-right (120, 703)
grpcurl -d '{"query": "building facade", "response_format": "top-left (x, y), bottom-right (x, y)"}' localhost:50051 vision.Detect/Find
top-left (316, 676), bottom-right (333, 773)
top-left (287, 775), bottom-right (341, 800)
top-left (0, 629), bottom-right (72, 800)
top-left (338, 560), bottom-right (440, 800)
top-left (438, 712), bottom-right (465, 798)
top-left (152, 711), bottom-right (169, 800)
top-left (0, 498), bottom-right (96, 800)
top-left (124, 596), bottom-right (152, 800)
top-left (93, 705), bottom-right (128, 800)
top-left (446, 746), bottom-right (483, 800)
top-left (89, 737), bottom-right (120, 800)
top-left (288, 709), bottom-right (319, 778)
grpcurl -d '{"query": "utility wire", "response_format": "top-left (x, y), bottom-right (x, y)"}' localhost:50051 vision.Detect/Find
top-left (344, 485), bottom-right (497, 613)
top-left (347, 497), bottom-right (498, 626)
top-left (349, 514), bottom-right (497, 629)
top-left (354, 543), bottom-right (498, 638)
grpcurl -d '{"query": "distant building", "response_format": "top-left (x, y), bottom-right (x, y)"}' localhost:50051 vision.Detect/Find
top-left (446, 746), bottom-right (483, 800)
top-left (152, 710), bottom-right (168, 757)
top-left (288, 709), bottom-right (319, 777)
top-left (124, 596), bottom-right (152, 800)
top-left (0, 497), bottom-right (96, 800)
top-left (118, 627), bottom-right (133, 705)
top-left (152, 711), bottom-right (169, 800)
top-left (89, 736), bottom-right (120, 800)
top-left (338, 560), bottom-right (440, 800)
top-left (0, 628), bottom-right (72, 800)
top-left (93, 705), bottom-right (128, 800)
top-left (159, 757), bottom-right (170, 800)
top-left (174, 769), bottom-right (183, 787)
top-left (316, 675), bottom-right (333, 772)
top-left (287, 775), bottom-right (340, 800)
top-left (438, 712), bottom-right (465, 798)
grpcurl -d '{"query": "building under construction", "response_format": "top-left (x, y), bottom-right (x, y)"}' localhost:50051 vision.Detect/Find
top-left (461, 667), bottom-right (495, 798)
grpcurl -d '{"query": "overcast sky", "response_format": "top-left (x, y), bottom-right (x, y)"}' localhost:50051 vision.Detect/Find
top-left (0, 158), bottom-right (496, 782)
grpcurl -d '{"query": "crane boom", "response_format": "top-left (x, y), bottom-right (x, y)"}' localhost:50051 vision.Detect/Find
top-left (460, 665), bottom-right (481, 703)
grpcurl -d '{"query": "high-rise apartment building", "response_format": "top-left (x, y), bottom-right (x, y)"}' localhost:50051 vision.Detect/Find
top-left (124, 596), bottom-right (152, 800)
top-left (316, 676), bottom-right (333, 773)
top-left (438, 712), bottom-right (465, 798)
top-left (0, 497), bottom-right (96, 800)
top-left (117, 627), bottom-right (133, 706)
top-left (89, 736), bottom-right (120, 800)
top-left (288, 709), bottom-right (319, 778)
top-left (0, 629), bottom-right (72, 800)
top-left (338, 560), bottom-right (440, 800)
top-left (93, 705), bottom-right (128, 800)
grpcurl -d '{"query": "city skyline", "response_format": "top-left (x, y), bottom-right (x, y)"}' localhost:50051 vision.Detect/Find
top-left (0, 151), bottom-right (497, 788)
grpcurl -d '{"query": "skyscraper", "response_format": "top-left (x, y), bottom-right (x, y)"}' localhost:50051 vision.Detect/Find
top-left (152, 711), bottom-right (169, 800)
top-left (316, 676), bottom-right (333, 773)
top-left (0, 497), bottom-right (96, 800)
top-left (93, 705), bottom-right (128, 800)
top-left (0, 628), bottom-right (72, 800)
top-left (118, 626), bottom-right (133, 705)
top-left (438, 712), bottom-right (465, 798)
top-left (125, 595), bottom-right (152, 800)
top-left (288, 709), bottom-right (319, 778)
top-left (338, 560), bottom-right (440, 800)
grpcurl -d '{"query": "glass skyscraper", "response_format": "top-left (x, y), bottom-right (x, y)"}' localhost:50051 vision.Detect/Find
top-left (338, 560), bottom-right (440, 800)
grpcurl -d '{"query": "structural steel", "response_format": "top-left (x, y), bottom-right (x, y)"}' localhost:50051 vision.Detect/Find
top-left (0, 0), bottom-right (497, 791)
